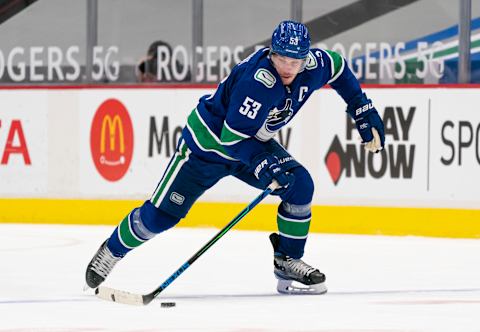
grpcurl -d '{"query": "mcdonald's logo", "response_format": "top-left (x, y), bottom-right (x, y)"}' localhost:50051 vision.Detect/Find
top-left (90, 98), bottom-right (134, 181)
top-left (100, 115), bottom-right (125, 156)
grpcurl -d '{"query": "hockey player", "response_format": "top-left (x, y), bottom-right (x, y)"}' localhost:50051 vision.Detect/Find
top-left (86, 20), bottom-right (385, 294)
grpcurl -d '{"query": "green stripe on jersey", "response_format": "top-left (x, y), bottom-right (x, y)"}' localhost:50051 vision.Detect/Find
top-left (325, 50), bottom-right (344, 83)
top-left (118, 215), bottom-right (144, 248)
top-left (187, 109), bottom-right (237, 160)
top-left (277, 214), bottom-right (311, 239)
top-left (220, 121), bottom-right (249, 145)
top-left (151, 142), bottom-right (189, 206)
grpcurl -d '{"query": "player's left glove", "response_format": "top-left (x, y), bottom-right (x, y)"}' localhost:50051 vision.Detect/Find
top-left (346, 93), bottom-right (385, 153)
top-left (251, 153), bottom-right (295, 195)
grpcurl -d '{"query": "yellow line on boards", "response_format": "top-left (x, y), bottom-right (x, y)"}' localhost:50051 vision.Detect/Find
top-left (0, 199), bottom-right (479, 238)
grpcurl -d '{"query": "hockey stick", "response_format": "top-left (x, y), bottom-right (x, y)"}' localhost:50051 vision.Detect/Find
top-left (95, 181), bottom-right (278, 306)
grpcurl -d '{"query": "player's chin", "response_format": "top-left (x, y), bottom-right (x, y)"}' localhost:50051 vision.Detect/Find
top-left (281, 76), bottom-right (294, 85)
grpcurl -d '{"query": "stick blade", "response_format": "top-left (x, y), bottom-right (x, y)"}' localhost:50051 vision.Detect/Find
top-left (95, 286), bottom-right (146, 306)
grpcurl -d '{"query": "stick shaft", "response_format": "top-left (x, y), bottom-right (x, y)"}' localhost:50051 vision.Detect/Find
top-left (143, 186), bottom-right (273, 304)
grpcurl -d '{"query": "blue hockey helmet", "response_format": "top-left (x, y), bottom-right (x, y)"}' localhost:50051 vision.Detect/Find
top-left (270, 20), bottom-right (310, 59)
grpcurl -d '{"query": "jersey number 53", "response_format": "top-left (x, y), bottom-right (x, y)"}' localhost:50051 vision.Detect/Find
top-left (239, 96), bottom-right (262, 119)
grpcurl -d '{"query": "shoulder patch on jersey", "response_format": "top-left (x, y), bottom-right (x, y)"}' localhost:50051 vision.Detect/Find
top-left (254, 68), bottom-right (276, 88)
top-left (305, 51), bottom-right (318, 70)
top-left (325, 50), bottom-right (345, 83)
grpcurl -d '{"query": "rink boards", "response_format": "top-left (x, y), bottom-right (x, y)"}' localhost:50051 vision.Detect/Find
top-left (0, 85), bottom-right (479, 237)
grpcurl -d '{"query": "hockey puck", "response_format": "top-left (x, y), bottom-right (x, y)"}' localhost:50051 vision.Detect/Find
top-left (160, 302), bottom-right (176, 308)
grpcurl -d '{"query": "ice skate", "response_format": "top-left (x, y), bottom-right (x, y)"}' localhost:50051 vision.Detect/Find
top-left (85, 240), bottom-right (123, 289)
top-left (269, 233), bottom-right (327, 294)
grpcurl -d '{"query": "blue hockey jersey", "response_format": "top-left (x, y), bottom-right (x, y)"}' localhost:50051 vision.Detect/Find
top-left (182, 47), bottom-right (364, 166)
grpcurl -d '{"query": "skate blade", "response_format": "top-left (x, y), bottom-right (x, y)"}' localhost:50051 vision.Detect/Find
top-left (277, 279), bottom-right (328, 295)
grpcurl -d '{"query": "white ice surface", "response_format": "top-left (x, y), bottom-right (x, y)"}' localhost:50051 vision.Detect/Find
top-left (1, 223), bottom-right (480, 332)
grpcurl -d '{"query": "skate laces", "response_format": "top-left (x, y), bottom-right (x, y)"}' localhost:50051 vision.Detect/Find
top-left (286, 257), bottom-right (317, 277)
top-left (91, 245), bottom-right (121, 278)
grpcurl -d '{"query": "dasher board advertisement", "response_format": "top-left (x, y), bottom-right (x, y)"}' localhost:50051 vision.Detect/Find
top-left (314, 88), bottom-right (480, 208)
top-left (0, 86), bottom-right (472, 209)
top-left (0, 91), bottom-right (48, 195)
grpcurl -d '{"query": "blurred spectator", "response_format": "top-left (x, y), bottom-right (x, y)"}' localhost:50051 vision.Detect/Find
top-left (136, 40), bottom-right (190, 82)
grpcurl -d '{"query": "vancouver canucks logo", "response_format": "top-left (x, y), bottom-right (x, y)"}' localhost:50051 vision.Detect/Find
top-left (266, 99), bottom-right (294, 132)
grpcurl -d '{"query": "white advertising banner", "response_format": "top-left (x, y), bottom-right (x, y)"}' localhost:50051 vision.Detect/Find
top-left (78, 90), bottom-right (193, 197)
top-left (0, 90), bottom-right (48, 195)
top-left (0, 87), bottom-right (479, 209)
top-left (309, 88), bottom-right (427, 206)
top-left (429, 90), bottom-right (480, 207)
top-left (310, 88), bottom-right (480, 208)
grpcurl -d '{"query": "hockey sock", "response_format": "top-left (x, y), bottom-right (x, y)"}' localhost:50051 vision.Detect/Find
top-left (107, 201), bottom-right (180, 257)
top-left (107, 208), bottom-right (154, 257)
top-left (276, 202), bottom-right (311, 259)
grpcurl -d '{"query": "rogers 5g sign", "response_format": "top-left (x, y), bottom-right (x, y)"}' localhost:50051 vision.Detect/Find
top-left (0, 46), bottom-right (120, 82)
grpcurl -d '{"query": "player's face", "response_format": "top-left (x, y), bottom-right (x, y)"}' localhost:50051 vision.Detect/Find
top-left (271, 54), bottom-right (306, 85)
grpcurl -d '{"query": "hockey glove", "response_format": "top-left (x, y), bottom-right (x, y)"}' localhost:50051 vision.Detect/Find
top-left (251, 153), bottom-right (295, 195)
top-left (346, 93), bottom-right (385, 153)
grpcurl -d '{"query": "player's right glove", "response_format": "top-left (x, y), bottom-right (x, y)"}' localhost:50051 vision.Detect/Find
top-left (251, 153), bottom-right (295, 195)
top-left (346, 93), bottom-right (385, 153)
